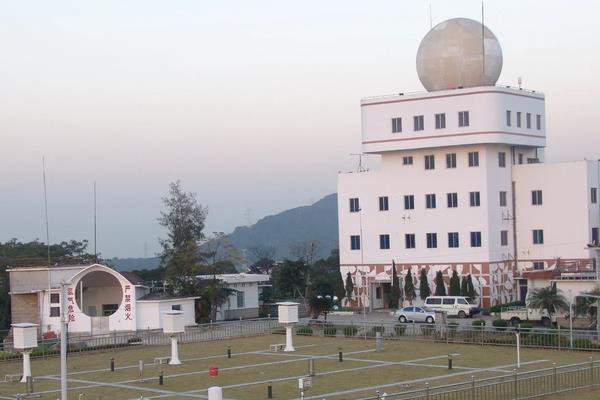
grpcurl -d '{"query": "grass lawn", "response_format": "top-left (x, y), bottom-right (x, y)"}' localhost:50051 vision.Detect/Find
top-left (0, 334), bottom-right (598, 400)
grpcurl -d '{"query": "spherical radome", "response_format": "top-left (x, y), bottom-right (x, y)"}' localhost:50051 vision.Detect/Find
top-left (416, 18), bottom-right (503, 92)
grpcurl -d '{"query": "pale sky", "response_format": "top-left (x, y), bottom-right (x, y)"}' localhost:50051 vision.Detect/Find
top-left (1, 0), bottom-right (599, 258)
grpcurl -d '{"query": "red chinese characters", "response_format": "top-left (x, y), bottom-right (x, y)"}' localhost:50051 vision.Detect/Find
top-left (67, 287), bottom-right (76, 322)
top-left (124, 284), bottom-right (133, 321)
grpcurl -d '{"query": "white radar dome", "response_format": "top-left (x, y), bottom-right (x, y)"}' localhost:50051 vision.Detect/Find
top-left (416, 18), bottom-right (503, 92)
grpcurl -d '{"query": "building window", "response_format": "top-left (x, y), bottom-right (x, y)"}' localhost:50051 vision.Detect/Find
top-left (237, 291), bottom-right (245, 308)
top-left (349, 197), bottom-right (360, 212)
top-left (350, 235), bottom-right (361, 250)
top-left (501, 230), bottom-right (508, 246)
top-left (518, 153), bottom-right (523, 164)
top-left (425, 194), bottom-right (437, 209)
top-left (425, 154), bottom-right (435, 170)
top-left (499, 191), bottom-right (507, 207)
top-left (447, 193), bottom-right (458, 208)
top-left (171, 304), bottom-right (182, 311)
top-left (468, 151), bottom-right (479, 167)
top-left (506, 110), bottom-right (512, 126)
top-left (379, 234), bottom-right (390, 249)
top-left (458, 111), bottom-right (470, 127)
top-left (50, 293), bottom-right (60, 304)
top-left (103, 304), bottom-right (119, 316)
top-left (536, 114), bottom-right (541, 130)
top-left (591, 188), bottom-right (597, 204)
top-left (392, 117), bottom-right (402, 133)
top-left (50, 307), bottom-right (60, 317)
top-left (403, 156), bottom-right (413, 165)
top-left (405, 234), bottom-right (416, 249)
top-left (533, 261), bottom-right (545, 271)
top-left (448, 232), bottom-right (459, 248)
top-left (592, 227), bottom-right (599, 245)
top-left (404, 195), bottom-right (415, 210)
top-left (426, 233), bottom-right (437, 248)
top-left (446, 153), bottom-right (457, 169)
top-left (414, 115), bottom-right (424, 131)
top-left (379, 196), bottom-right (389, 211)
top-left (470, 231), bottom-right (482, 247)
top-left (469, 191), bottom-right (481, 207)
top-left (526, 113), bottom-right (531, 129)
top-left (498, 152), bottom-right (506, 168)
top-left (516, 112), bottom-right (522, 128)
top-left (375, 286), bottom-right (382, 299)
top-left (533, 229), bottom-right (544, 244)
top-left (435, 113), bottom-right (446, 129)
top-left (531, 190), bottom-right (543, 205)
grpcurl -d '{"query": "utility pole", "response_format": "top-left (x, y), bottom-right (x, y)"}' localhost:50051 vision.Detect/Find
top-left (60, 283), bottom-right (68, 400)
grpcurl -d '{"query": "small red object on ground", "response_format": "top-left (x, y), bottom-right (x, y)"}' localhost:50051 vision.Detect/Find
top-left (209, 366), bottom-right (219, 377)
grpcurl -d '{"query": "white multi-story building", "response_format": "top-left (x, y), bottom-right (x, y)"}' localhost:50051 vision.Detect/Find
top-left (338, 18), bottom-right (600, 309)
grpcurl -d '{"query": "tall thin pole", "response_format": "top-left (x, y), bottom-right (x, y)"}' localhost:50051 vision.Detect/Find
top-left (42, 156), bottom-right (51, 267)
top-left (94, 181), bottom-right (97, 263)
top-left (429, 3), bottom-right (432, 29)
top-left (481, 1), bottom-right (485, 77)
top-left (60, 283), bottom-right (68, 400)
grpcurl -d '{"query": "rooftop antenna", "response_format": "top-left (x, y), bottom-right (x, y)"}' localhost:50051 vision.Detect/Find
top-left (518, 77), bottom-right (522, 90)
top-left (481, 1), bottom-right (485, 78)
top-left (429, 2), bottom-right (433, 29)
top-left (93, 181), bottom-right (97, 263)
top-left (42, 156), bottom-right (51, 267)
top-left (350, 153), bottom-right (367, 173)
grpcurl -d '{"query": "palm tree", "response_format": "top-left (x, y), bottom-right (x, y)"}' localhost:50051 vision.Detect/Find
top-left (527, 285), bottom-right (568, 321)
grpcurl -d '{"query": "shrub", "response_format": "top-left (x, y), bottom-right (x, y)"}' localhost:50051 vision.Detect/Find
top-left (343, 325), bottom-right (358, 337)
top-left (271, 328), bottom-right (286, 335)
top-left (127, 337), bottom-right (142, 344)
top-left (572, 338), bottom-right (600, 350)
top-left (323, 326), bottom-right (338, 337)
top-left (472, 319), bottom-right (486, 330)
top-left (367, 326), bottom-right (385, 337)
top-left (296, 326), bottom-right (313, 336)
top-left (394, 324), bottom-right (407, 336)
top-left (492, 319), bottom-right (509, 331)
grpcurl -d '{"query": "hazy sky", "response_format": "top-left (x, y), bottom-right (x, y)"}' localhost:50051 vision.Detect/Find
top-left (2, 0), bottom-right (600, 258)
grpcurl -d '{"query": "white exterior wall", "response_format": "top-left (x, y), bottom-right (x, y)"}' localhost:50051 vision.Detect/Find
top-left (136, 299), bottom-right (196, 330)
top-left (513, 160), bottom-right (599, 269)
top-left (361, 87), bottom-right (545, 153)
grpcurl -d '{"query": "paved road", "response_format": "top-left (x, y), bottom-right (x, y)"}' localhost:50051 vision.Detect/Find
top-left (306, 310), bottom-right (497, 327)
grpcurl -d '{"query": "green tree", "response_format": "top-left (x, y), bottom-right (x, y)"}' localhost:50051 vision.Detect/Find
top-left (466, 274), bottom-right (477, 299)
top-left (434, 271), bottom-right (446, 296)
top-left (158, 181), bottom-right (207, 295)
top-left (389, 263), bottom-right (401, 309)
top-left (197, 278), bottom-right (238, 322)
top-left (449, 270), bottom-right (461, 296)
top-left (345, 272), bottom-right (354, 303)
top-left (309, 295), bottom-right (334, 320)
top-left (460, 276), bottom-right (468, 297)
top-left (272, 259), bottom-right (306, 300)
top-left (404, 267), bottom-right (416, 304)
top-left (419, 269), bottom-right (431, 300)
top-left (528, 285), bottom-right (568, 320)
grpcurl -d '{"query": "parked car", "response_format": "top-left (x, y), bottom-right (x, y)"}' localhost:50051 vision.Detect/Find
top-left (424, 296), bottom-right (479, 318)
top-left (394, 306), bottom-right (436, 323)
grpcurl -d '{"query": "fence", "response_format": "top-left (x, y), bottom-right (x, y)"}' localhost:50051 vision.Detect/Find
top-left (0, 318), bottom-right (281, 362)
top-left (359, 359), bottom-right (600, 400)
top-left (292, 319), bottom-right (600, 351)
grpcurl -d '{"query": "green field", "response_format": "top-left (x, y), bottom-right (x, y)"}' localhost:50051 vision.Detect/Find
top-left (0, 334), bottom-right (599, 400)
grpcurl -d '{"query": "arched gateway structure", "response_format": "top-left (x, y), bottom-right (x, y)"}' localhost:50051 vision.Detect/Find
top-left (8, 264), bottom-right (198, 336)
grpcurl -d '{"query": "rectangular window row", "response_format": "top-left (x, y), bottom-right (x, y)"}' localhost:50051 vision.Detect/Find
top-left (403, 151), bottom-right (507, 170)
top-left (506, 110), bottom-right (542, 130)
top-left (351, 192), bottom-right (484, 212)
top-left (390, 111), bottom-right (470, 133)
top-left (350, 231), bottom-right (484, 250)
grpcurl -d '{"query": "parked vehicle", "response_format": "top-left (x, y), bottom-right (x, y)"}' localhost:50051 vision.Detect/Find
top-left (394, 306), bottom-right (436, 323)
top-left (499, 305), bottom-right (558, 327)
top-left (424, 296), bottom-right (479, 318)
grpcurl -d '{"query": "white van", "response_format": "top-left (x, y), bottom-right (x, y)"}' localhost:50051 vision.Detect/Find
top-left (424, 296), bottom-right (478, 318)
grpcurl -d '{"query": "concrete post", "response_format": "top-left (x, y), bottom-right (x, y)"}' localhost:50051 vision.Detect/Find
top-left (284, 324), bottom-right (295, 352)
top-left (375, 332), bottom-right (382, 352)
top-left (208, 386), bottom-right (223, 400)
top-left (20, 350), bottom-right (32, 383)
top-left (169, 335), bottom-right (181, 365)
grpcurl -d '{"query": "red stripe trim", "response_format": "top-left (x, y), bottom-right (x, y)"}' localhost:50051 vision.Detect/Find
top-left (361, 89), bottom-right (544, 107)
top-left (362, 130), bottom-right (545, 145)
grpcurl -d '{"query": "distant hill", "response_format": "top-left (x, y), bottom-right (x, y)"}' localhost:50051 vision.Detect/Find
top-left (109, 257), bottom-right (160, 272)
top-left (229, 194), bottom-right (338, 261)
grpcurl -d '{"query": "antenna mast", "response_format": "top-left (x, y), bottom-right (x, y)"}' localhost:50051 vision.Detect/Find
top-left (350, 153), bottom-right (367, 173)
top-left (481, 1), bottom-right (485, 78)
top-left (94, 181), bottom-right (97, 263)
top-left (42, 156), bottom-right (51, 267)
top-left (429, 2), bottom-right (433, 29)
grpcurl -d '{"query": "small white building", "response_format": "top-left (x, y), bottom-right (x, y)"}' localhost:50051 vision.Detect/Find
top-left (8, 263), bottom-right (198, 336)
top-left (197, 273), bottom-right (269, 320)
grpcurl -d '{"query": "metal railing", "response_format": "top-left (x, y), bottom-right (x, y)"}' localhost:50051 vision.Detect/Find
top-left (359, 360), bottom-right (600, 400)
top-left (291, 320), bottom-right (600, 351)
top-left (0, 318), bottom-right (281, 362)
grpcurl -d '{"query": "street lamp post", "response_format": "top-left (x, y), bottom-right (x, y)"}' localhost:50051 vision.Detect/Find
top-left (358, 207), bottom-right (367, 339)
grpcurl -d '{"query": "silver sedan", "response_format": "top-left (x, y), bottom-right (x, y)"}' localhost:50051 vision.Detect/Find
top-left (395, 306), bottom-right (435, 323)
